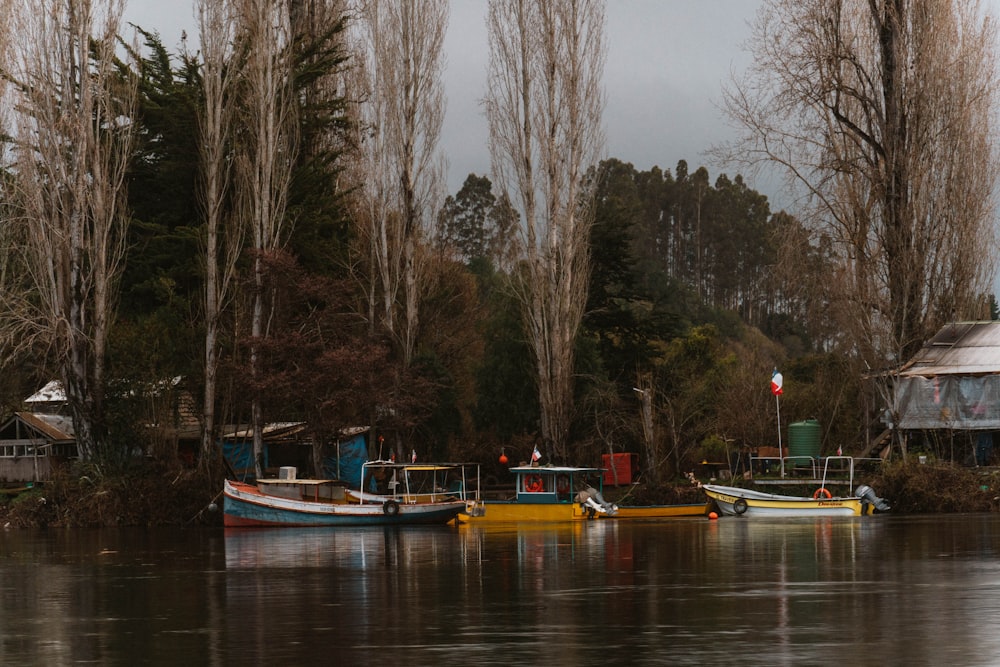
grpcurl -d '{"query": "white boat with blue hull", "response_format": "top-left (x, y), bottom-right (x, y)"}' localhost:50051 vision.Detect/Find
top-left (223, 461), bottom-right (476, 527)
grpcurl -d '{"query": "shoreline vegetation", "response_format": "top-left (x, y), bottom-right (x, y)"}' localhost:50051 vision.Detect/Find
top-left (0, 460), bottom-right (996, 529)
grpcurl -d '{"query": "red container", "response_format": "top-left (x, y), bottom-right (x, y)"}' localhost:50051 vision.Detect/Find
top-left (602, 453), bottom-right (638, 486)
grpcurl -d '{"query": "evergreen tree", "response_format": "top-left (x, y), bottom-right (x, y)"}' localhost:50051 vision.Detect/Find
top-left (584, 159), bottom-right (659, 382)
top-left (286, 10), bottom-right (353, 276)
top-left (472, 268), bottom-right (539, 440)
top-left (123, 30), bottom-right (202, 321)
top-left (438, 174), bottom-right (495, 264)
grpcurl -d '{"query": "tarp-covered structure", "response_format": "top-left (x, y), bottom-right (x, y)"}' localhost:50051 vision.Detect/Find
top-left (895, 322), bottom-right (1000, 431)
top-left (220, 424), bottom-right (371, 485)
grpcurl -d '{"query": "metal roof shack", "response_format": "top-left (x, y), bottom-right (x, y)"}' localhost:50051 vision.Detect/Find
top-left (0, 411), bottom-right (78, 484)
top-left (896, 321), bottom-right (1000, 430)
top-left (21, 378), bottom-right (202, 466)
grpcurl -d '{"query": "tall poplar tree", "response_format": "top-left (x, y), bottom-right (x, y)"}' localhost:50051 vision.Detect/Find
top-left (352, 0), bottom-right (448, 367)
top-left (486, 0), bottom-right (606, 461)
top-left (197, 0), bottom-right (241, 470)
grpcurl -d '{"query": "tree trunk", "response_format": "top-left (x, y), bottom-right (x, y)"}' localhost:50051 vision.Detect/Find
top-left (197, 0), bottom-right (239, 472)
top-left (234, 0), bottom-right (297, 478)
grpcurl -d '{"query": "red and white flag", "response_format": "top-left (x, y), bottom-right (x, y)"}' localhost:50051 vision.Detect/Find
top-left (531, 446), bottom-right (541, 462)
top-left (771, 369), bottom-right (783, 396)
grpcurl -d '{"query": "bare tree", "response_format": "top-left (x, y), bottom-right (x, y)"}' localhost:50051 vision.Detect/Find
top-left (196, 0), bottom-right (242, 470)
top-left (287, 0), bottom-right (355, 474)
top-left (486, 0), bottom-right (606, 461)
top-left (721, 0), bottom-right (999, 368)
top-left (0, 0), bottom-right (14, 305)
top-left (351, 0), bottom-right (448, 366)
top-left (0, 0), bottom-right (11, 122)
top-left (340, 14), bottom-right (382, 336)
top-left (234, 0), bottom-right (299, 477)
top-left (0, 0), bottom-right (138, 463)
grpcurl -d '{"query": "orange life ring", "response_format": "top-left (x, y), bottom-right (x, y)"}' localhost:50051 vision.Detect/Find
top-left (813, 487), bottom-right (832, 499)
top-left (524, 474), bottom-right (544, 493)
top-left (556, 474), bottom-right (570, 494)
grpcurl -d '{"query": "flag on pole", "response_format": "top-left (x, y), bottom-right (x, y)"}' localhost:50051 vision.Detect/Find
top-left (531, 446), bottom-right (542, 463)
top-left (772, 368), bottom-right (784, 475)
top-left (771, 369), bottom-right (783, 396)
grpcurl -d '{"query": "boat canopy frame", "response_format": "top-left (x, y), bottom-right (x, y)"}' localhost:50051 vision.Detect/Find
top-left (359, 461), bottom-right (480, 505)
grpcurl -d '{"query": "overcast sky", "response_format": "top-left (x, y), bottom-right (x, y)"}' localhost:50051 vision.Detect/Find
top-left (123, 1), bottom-right (766, 197)
top-left (442, 1), bottom-right (763, 192)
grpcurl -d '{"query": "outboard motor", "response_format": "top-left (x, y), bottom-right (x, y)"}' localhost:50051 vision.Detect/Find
top-left (575, 486), bottom-right (618, 517)
top-left (855, 484), bottom-right (891, 512)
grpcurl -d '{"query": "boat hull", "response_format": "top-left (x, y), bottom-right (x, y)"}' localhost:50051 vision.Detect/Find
top-left (613, 503), bottom-right (710, 519)
top-left (223, 480), bottom-right (466, 527)
top-left (702, 484), bottom-right (874, 517)
top-left (458, 500), bottom-right (708, 523)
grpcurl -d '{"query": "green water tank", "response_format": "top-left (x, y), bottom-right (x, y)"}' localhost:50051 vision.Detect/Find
top-left (788, 419), bottom-right (821, 458)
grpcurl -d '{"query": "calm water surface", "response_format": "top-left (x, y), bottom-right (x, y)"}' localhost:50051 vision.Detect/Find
top-left (3, 514), bottom-right (1000, 665)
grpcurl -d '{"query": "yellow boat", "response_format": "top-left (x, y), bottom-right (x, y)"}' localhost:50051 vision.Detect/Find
top-left (459, 465), bottom-right (708, 523)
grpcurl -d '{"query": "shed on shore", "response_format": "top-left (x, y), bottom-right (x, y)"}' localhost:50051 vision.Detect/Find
top-left (0, 411), bottom-right (77, 483)
top-left (895, 321), bottom-right (1000, 463)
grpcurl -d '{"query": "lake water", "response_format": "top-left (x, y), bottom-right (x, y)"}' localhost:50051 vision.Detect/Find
top-left (3, 514), bottom-right (1000, 665)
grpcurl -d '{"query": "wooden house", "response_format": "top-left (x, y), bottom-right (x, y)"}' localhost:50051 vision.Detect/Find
top-left (0, 411), bottom-right (77, 484)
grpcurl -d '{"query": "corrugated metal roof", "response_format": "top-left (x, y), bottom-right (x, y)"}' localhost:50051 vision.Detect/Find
top-left (15, 411), bottom-right (75, 441)
top-left (221, 422), bottom-right (307, 440)
top-left (900, 321), bottom-right (1000, 376)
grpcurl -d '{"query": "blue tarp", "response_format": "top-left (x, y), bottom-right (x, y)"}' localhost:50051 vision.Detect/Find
top-left (221, 439), bottom-right (264, 481)
top-left (323, 433), bottom-right (368, 489)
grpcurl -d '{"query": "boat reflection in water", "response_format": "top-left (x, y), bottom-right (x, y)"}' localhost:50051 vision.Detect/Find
top-left (701, 514), bottom-right (884, 567)
top-left (219, 516), bottom-right (1000, 666)
top-left (223, 524), bottom-right (468, 570)
top-left (7, 516), bottom-right (1000, 665)
top-left (696, 516), bottom-right (894, 662)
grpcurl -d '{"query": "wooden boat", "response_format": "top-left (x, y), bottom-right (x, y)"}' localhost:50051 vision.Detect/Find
top-left (223, 461), bottom-right (475, 527)
top-left (459, 465), bottom-right (708, 523)
top-left (701, 483), bottom-right (890, 518)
